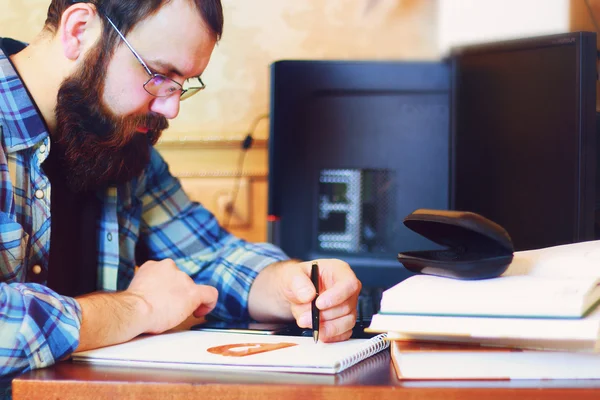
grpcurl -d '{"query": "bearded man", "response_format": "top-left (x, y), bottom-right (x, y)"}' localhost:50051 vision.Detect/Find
top-left (0, 0), bottom-right (361, 379)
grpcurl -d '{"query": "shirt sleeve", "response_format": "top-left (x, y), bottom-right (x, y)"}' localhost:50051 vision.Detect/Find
top-left (0, 282), bottom-right (81, 377)
top-left (138, 150), bottom-right (290, 321)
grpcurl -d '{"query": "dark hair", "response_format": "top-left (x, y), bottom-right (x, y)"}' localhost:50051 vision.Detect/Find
top-left (44, 0), bottom-right (223, 41)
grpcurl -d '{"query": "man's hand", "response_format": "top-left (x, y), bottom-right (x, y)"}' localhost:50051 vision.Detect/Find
top-left (127, 259), bottom-right (219, 334)
top-left (76, 258), bottom-right (218, 352)
top-left (248, 259), bottom-right (361, 343)
top-left (284, 259), bottom-right (361, 342)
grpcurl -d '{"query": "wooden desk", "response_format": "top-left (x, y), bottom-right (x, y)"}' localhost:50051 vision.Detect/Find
top-left (11, 351), bottom-right (600, 400)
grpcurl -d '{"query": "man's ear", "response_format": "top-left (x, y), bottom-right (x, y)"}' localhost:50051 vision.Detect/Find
top-left (59, 3), bottom-right (101, 61)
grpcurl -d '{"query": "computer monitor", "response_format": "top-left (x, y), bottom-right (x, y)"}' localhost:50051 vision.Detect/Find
top-left (450, 31), bottom-right (597, 251)
top-left (268, 60), bottom-right (451, 288)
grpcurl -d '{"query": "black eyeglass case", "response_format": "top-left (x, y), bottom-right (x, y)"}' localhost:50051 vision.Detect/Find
top-left (397, 209), bottom-right (514, 280)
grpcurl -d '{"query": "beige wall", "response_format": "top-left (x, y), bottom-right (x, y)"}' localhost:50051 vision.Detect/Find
top-left (570, 0), bottom-right (600, 111)
top-left (439, 0), bottom-right (569, 56)
top-left (1, 0), bottom-right (438, 241)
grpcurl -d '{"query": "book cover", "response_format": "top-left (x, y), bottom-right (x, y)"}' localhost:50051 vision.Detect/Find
top-left (72, 331), bottom-right (389, 375)
top-left (390, 340), bottom-right (600, 380)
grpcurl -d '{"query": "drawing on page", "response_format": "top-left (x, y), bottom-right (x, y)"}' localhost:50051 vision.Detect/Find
top-left (207, 342), bottom-right (298, 357)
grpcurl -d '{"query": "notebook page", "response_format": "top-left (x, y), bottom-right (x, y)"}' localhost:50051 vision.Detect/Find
top-left (73, 331), bottom-right (389, 374)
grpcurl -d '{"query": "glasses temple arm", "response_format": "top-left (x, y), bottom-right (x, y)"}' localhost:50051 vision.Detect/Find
top-left (102, 14), bottom-right (154, 77)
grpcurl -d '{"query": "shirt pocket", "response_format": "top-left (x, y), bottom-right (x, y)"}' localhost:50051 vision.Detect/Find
top-left (0, 214), bottom-right (29, 281)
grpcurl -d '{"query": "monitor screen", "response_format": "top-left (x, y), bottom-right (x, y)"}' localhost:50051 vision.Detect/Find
top-left (268, 61), bottom-right (451, 288)
top-left (450, 32), bottom-right (597, 251)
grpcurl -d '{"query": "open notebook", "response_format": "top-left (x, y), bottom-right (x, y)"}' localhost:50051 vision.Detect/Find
top-left (72, 331), bottom-right (389, 374)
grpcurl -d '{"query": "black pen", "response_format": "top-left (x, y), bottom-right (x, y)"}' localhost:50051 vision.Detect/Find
top-left (311, 262), bottom-right (320, 343)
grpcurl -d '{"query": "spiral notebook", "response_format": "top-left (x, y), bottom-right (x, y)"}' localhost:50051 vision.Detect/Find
top-left (72, 331), bottom-right (389, 374)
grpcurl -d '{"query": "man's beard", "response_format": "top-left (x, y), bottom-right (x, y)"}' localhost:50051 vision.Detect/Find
top-left (53, 44), bottom-right (169, 193)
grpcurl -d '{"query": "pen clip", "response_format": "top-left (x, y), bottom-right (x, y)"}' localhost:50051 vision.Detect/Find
top-left (311, 262), bottom-right (319, 296)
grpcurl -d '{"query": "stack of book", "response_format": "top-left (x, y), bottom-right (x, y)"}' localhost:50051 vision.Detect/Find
top-left (367, 240), bottom-right (600, 380)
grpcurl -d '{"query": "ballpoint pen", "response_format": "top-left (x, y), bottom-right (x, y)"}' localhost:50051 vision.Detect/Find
top-left (311, 262), bottom-right (320, 343)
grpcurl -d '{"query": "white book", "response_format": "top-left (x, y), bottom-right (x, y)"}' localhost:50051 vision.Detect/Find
top-left (367, 306), bottom-right (600, 351)
top-left (72, 331), bottom-right (389, 375)
top-left (382, 240), bottom-right (600, 318)
top-left (367, 309), bottom-right (600, 352)
top-left (390, 340), bottom-right (600, 380)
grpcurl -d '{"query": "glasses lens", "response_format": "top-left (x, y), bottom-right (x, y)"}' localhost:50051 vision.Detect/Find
top-left (180, 88), bottom-right (201, 101)
top-left (179, 77), bottom-right (206, 100)
top-left (144, 74), bottom-right (182, 97)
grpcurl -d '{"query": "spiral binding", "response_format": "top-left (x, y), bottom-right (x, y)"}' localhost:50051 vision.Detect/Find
top-left (338, 333), bottom-right (389, 372)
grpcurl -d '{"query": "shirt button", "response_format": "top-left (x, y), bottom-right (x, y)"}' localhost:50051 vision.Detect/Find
top-left (39, 144), bottom-right (47, 153)
top-left (32, 265), bottom-right (42, 275)
top-left (107, 233), bottom-right (113, 242)
top-left (35, 189), bottom-right (44, 199)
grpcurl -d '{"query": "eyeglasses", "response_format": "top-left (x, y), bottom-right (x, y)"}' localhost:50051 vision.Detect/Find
top-left (100, 11), bottom-right (206, 101)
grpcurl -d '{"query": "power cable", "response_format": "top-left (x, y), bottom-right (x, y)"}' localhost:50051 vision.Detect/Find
top-left (222, 114), bottom-right (269, 229)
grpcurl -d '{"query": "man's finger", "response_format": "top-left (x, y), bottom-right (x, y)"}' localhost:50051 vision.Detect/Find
top-left (290, 303), bottom-right (312, 323)
top-left (318, 301), bottom-right (357, 321)
top-left (320, 329), bottom-right (353, 343)
top-left (192, 285), bottom-right (219, 317)
top-left (315, 277), bottom-right (360, 309)
top-left (320, 313), bottom-right (356, 341)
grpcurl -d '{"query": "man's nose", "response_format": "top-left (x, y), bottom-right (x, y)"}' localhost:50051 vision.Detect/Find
top-left (149, 94), bottom-right (181, 119)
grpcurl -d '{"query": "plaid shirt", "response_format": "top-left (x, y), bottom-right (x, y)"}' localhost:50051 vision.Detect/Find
top-left (0, 39), bottom-right (288, 377)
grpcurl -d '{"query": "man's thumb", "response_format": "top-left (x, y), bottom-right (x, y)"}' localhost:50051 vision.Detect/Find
top-left (289, 274), bottom-right (316, 304)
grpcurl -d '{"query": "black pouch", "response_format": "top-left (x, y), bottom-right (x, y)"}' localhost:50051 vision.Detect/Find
top-left (397, 209), bottom-right (514, 280)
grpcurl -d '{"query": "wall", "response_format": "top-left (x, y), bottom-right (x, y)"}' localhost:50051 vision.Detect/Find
top-left (438, 0), bottom-right (569, 56)
top-left (570, 0), bottom-right (600, 110)
top-left (1, 0), bottom-right (438, 242)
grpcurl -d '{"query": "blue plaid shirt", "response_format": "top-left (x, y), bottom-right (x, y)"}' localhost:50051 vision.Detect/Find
top-left (0, 39), bottom-right (288, 377)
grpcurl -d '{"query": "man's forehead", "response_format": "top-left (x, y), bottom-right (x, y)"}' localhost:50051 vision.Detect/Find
top-left (124, 0), bottom-right (215, 78)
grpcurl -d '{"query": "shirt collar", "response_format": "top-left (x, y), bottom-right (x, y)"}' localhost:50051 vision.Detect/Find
top-left (0, 38), bottom-right (50, 153)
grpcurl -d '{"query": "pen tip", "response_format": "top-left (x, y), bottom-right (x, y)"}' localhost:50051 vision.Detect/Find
top-left (313, 331), bottom-right (319, 343)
